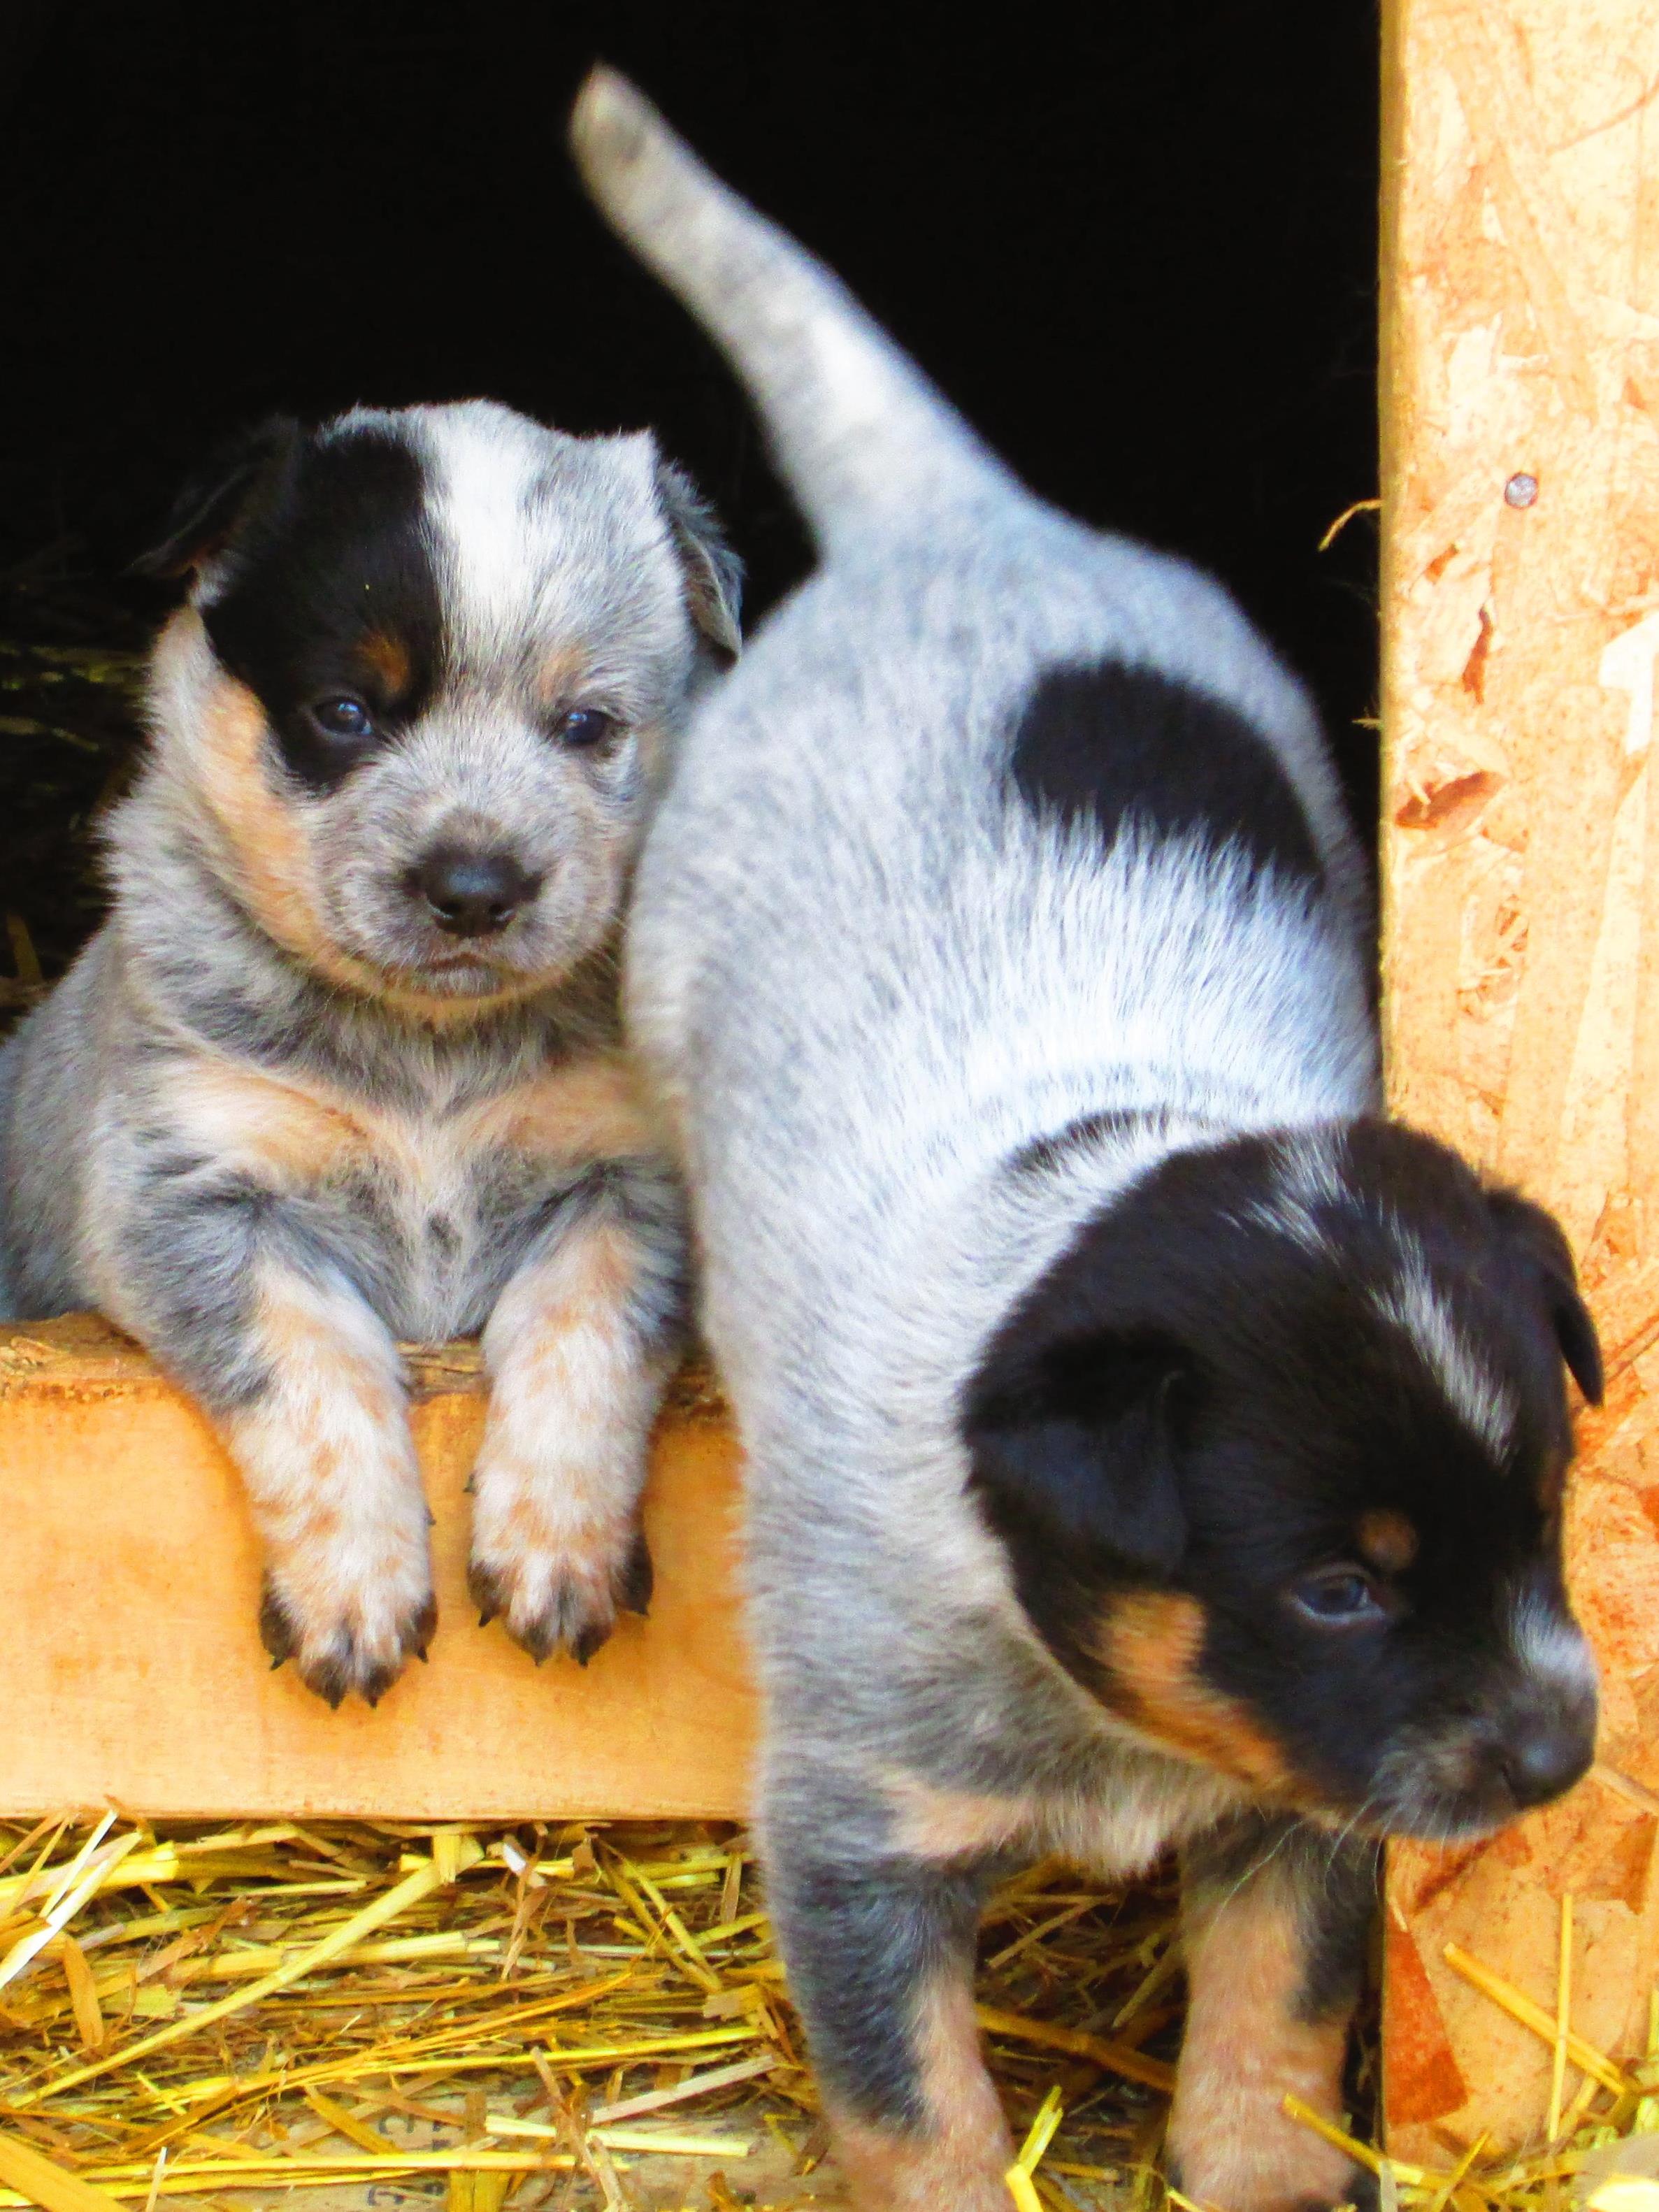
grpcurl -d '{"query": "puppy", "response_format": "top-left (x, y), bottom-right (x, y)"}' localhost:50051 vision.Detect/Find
top-left (572, 76), bottom-right (1602, 2212)
top-left (0, 399), bottom-right (740, 1705)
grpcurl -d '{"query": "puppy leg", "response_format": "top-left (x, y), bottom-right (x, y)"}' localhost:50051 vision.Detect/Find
top-left (468, 1172), bottom-right (683, 1662)
top-left (222, 1263), bottom-right (433, 1706)
top-left (97, 1153), bottom-right (432, 1707)
top-left (765, 1813), bottom-right (1013, 2212)
top-left (1168, 1814), bottom-right (1377, 2212)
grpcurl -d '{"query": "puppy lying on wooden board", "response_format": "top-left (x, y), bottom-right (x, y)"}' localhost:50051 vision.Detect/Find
top-left (572, 71), bottom-right (1603, 2212)
top-left (0, 400), bottom-right (740, 1705)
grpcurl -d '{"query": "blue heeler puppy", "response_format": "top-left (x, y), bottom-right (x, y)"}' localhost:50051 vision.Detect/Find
top-left (0, 399), bottom-right (740, 1707)
top-left (571, 71), bottom-right (1602, 2212)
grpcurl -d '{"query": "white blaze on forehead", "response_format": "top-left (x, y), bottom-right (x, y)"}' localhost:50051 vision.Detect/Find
top-left (421, 404), bottom-right (559, 660)
top-left (1510, 1590), bottom-right (1599, 1705)
top-left (1374, 1256), bottom-right (1518, 1458)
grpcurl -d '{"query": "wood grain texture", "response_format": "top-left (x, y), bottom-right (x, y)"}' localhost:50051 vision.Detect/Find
top-left (1383, 0), bottom-right (1659, 2161)
top-left (0, 1317), bottom-right (755, 1820)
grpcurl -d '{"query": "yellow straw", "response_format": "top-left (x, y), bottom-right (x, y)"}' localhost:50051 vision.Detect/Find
top-left (1549, 1895), bottom-right (1574, 2141)
top-left (14, 1838), bottom-right (484, 2106)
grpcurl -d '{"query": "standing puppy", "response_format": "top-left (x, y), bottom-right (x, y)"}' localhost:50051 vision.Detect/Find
top-left (573, 76), bottom-right (1603, 2212)
top-left (0, 399), bottom-right (740, 1704)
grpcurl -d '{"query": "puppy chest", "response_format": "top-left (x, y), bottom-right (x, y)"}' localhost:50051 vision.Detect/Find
top-left (336, 1123), bottom-right (604, 1341)
top-left (165, 1052), bottom-right (651, 1342)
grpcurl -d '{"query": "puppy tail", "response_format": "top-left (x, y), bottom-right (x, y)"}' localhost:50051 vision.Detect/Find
top-left (569, 67), bottom-right (1009, 550)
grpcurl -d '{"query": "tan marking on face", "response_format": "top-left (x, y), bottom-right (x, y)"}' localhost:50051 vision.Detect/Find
top-left (829, 1972), bottom-right (1012, 2212)
top-left (531, 645), bottom-right (589, 709)
top-left (1357, 1507), bottom-right (1419, 1574)
top-left (469, 1209), bottom-right (669, 1652)
top-left (356, 630), bottom-right (412, 698)
top-left (883, 1774), bottom-right (1035, 1862)
top-left (1102, 1592), bottom-right (1300, 1795)
top-left (1169, 1878), bottom-right (1356, 2212)
top-left (190, 668), bottom-right (343, 971)
top-left (176, 641), bottom-right (555, 1023)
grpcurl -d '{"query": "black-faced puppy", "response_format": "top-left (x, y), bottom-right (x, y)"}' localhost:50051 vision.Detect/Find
top-left (571, 76), bottom-right (1602, 2212)
top-left (0, 399), bottom-right (740, 1705)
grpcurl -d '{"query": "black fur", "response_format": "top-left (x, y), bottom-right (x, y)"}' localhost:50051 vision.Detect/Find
top-left (963, 1116), bottom-right (1600, 1837)
top-left (1008, 660), bottom-right (1323, 888)
top-left (764, 1846), bottom-right (998, 2127)
top-left (198, 426), bottom-right (445, 795)
top-left (133, 415), bottom-right (304, 579)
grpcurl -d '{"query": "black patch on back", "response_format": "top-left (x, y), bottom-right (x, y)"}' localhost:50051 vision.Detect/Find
top-left (1007, 660), bottom-right (1323, 889)
top-left (200, 426), bottom-right (444, 795)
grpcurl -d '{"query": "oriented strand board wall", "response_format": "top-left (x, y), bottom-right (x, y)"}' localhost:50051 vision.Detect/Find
top-left (0, 1319), bottom-right (754, 1821)
top-left (1383, 0), bottom-right (1659, 2162)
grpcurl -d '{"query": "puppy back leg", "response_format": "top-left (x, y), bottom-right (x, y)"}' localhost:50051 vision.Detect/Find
top-left (765, 1793), bottom-right (1014, 2212)
top-left (468, 1170), bottom-right (682, 1663)
top-left (1168, 1813), bottom-right (1378, 2212)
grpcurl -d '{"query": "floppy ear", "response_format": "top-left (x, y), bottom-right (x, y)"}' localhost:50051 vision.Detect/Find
top-left (963, 1329), bottom-right (1190, 1576)
top-left (133, 415), bottom-right (302, 580)
top-left (654, 457), bottom-right (743, 663)
top-left (1488, 1190), bottom-right (1604, 1405)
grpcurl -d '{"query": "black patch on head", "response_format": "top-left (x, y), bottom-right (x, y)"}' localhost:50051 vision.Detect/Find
top-left (1484, 1186), bottom-right (1603, 1405)
top-left (966, 1328), bottom-right (1191, 1666)
top-left (193, 422), bottom-right (444, 796)
top-left (1007, 660), bottom-right (1323, 889)
top-left (963, 1118), bottom-right (1597, 1834)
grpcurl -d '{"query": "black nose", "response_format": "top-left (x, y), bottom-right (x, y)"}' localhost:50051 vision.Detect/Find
top-left (414, 848), bottom-right (539, 939)
top-left (1498, 1716), bottom-right (1595, 1810)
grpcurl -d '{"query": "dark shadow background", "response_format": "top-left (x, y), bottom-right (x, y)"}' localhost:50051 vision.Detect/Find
top-left (0, 0), bottom-right (1380, 989)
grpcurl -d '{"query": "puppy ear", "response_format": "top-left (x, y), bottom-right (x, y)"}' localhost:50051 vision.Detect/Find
top-left (963, 1330), bottom-right (1190, 1575)
top-left (654, 457), bottom-right (743, 663)
top-left (1488, 1189), bottom-right (1604, 1405)
top-left (133, 415), bottom-right (302, 580)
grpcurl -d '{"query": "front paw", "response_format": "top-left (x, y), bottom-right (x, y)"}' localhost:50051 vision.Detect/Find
top-left (259, 1554), bottom-right (436, 1709)
top-left (469, 1523), bottom-right (652, 1665)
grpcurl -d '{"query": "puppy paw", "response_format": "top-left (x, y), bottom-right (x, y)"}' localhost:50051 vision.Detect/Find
top-left (468, 1523), bottom-right (652, 1665)
top-left (259, 1557), bottom-right (436, 1709)
top-left (1166, 2137), bottom-right (1367, 2212)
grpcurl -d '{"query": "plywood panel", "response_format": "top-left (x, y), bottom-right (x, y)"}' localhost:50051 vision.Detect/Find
top-left (0, 1316), bottom-right (756, 1820)
top-left (1382, 0), bottom-right (1659, 2162)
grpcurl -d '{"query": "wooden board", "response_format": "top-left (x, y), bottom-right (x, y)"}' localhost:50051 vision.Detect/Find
top-left (1381, 0), bottom-right (1659, 2162)
top-left (0, 1316), bottom-right (756, 1820)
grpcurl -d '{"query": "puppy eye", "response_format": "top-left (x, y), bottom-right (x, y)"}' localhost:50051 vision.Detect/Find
top-left (310, 696), bottom-right (375, 740)
top-left (1287, 1567), bottom-right (1387, 1628)
top-left (556, 707), bottom-right (616, 747)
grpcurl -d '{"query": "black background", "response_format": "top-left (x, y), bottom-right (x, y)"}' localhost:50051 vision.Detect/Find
top-left (1, 0), bottom-right (1380, 861)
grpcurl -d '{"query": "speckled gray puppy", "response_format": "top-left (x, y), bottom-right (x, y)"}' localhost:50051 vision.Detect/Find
top-left (0, 398), bottom-right (740, 1705)
top-left (573, 71), bottom-right (1600, 2212)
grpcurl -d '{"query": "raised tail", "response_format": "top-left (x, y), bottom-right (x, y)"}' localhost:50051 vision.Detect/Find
top-left (569, 66), bottom-right (1009, 551)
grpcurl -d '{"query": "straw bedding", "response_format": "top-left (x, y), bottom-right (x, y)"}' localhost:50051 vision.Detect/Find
top-left (0, 1816), bottom-right (1652, 2212)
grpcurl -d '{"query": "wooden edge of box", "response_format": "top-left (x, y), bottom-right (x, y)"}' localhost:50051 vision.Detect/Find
top-left (0, 1316), bottom-right (757, 1823)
